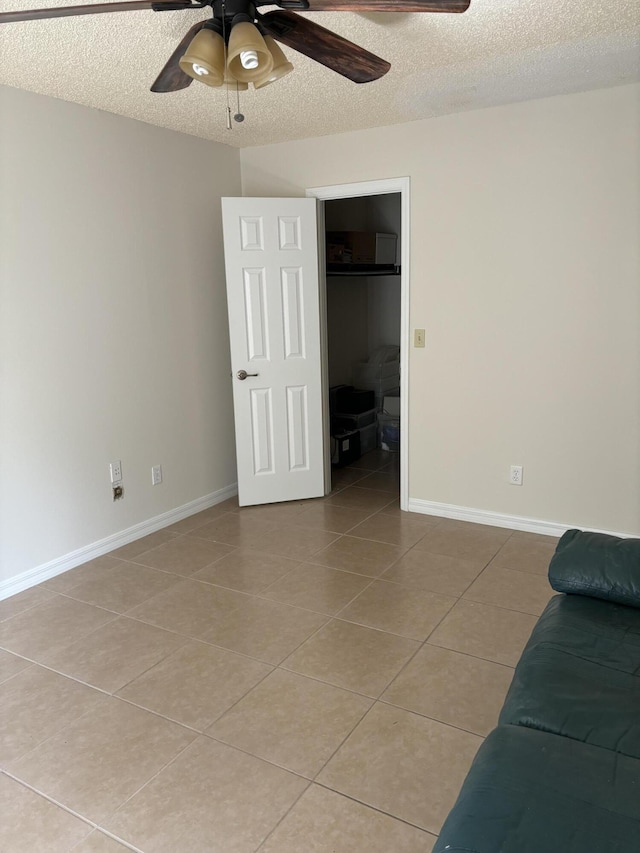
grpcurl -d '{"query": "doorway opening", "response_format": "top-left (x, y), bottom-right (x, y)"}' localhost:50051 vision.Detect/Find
top-left (307, 178), bottom-right (410, 511)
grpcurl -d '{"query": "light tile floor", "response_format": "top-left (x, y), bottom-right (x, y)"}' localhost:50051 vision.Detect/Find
top-left (0, 451), bottom-right (559, 852)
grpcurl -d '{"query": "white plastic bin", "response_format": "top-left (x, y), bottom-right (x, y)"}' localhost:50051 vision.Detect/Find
top-left (375, 386), bottom-right (400, 412)
top-left (383, 392), bottom-right (400, 416)
top-left (353, 361), bottom-right (400, 389)
top-left (377, 413), bottom-right (400, 452)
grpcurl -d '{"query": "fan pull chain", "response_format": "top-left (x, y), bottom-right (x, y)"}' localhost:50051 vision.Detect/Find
top-left (234, 83), bottom-right (245, 123)
top-left (221, 1), bottom-right (232, 131)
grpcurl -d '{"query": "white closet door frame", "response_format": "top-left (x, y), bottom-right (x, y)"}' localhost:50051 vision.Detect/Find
top-left (306, 177), bottom-right (410, 512)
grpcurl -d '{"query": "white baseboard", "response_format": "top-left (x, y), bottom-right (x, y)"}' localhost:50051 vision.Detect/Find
top-left (4, 489), bottom-right (633, 602)
top-left (407, 498), bottom-right (636, 539)
top-left (0, 484), bottom-right (238, 601)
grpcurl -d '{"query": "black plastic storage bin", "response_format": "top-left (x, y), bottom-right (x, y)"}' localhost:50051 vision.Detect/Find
top-left (331, 429), bottom-right (361, 467)
top-left (342, 388), bottom-right (376, 414)
top-left (332, 407), bottom-right (377, 433)
top-left (329, 386), bottom-right (375, 415)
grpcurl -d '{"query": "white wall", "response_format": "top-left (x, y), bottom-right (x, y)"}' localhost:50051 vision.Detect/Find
top-left (241, 84), bottom-right (640, 535)
top-left (326, 277), bottom-right (369, 386)
top-left (367, 277), bottom-right (401, 355)
top-left (0, 86), bottom-right (242, 586)
top-left (326, 275), bottom-right (401, 387)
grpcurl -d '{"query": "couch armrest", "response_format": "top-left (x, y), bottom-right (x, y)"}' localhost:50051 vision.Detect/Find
top-left (549, 529), bottom-right (640, 608)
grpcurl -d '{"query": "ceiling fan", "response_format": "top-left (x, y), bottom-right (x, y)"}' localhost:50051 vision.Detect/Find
top-left (0, 1), bottom-right (470, 94)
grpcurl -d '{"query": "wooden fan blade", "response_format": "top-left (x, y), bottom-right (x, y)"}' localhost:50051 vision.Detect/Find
top-left (0, 1), bottom-right (198, 25)
top-left (261, 10), bottom-right (389, 84)
top-left (151, 19), bottom-right (208, 92)
top-left (290, 0), bottom-right (470, 10)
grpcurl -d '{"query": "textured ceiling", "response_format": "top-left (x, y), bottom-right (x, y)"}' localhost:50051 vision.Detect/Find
top-left (0, 0), bottom-right (638, 148)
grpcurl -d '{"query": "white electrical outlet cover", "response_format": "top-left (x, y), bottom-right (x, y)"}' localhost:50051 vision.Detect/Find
top-left (510, 465), bottom-right (523, 485)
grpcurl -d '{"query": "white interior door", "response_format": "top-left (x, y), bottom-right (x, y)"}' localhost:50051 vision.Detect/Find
top-left (222, 197), bottom-right (325, 507)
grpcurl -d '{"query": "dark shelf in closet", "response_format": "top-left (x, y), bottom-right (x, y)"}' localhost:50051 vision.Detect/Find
top-left (326, 264), bottom-right (401, 277)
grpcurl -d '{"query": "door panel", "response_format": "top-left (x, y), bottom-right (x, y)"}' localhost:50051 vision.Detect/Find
top-left (281, 268), bottom-right (305, 359)
top-left (222, 197), bottom-right (324, 507)
top-left (286, 385), bottom-right (309, 471)
top-left (243, 268), bottom-right (269, 360)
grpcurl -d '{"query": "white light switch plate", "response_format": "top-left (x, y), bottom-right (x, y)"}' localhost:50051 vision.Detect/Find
top-left (110, 460), bottom-right (122, 484)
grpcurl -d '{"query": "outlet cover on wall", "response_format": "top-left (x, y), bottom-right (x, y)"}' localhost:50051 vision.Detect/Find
top-left (510, 465), bottom-right (523, 486)
top-left (110, 460), bottom-right (122, 484)
top-left (152, 465), bottom-right (163, 486)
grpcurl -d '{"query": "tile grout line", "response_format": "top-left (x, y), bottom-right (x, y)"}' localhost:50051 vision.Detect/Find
top-left (74, 828), bottom-right (144, 853)
top-left (94, 735), bottom-right (201, 842)
top-left (376, 587), bottom-right (468, 703)
top-left (305, 700), bottom-right (378, 785)
top-left (459, 592), bottom-right (551, 618)
top-left (201, 725), bottom-right (322, 782)
top-left (420, 643), bottom-right (517, 671)
top-left (373, 695), bottom-right (494, 740)
top-left (251, 779), bottom-right (314, 853)
top-left (122, 544), bottom-right (240, 576)
top-left (0, 591), bottom-right (61, 625)
top-left (1, 768), bottom-right (100, 834)
top-left (311, 780), bottom-right (440, 839)
top-left (292, 696), bottom-right (483, 839)
top-left (1, 686), bottom-right (128, 775)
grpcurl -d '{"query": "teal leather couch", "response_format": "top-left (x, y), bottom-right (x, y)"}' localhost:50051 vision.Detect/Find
top-left (434, 529), bottom-right (640, 853)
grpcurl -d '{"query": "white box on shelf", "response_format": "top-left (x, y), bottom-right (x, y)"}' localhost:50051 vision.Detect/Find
top-left (383, 394), bottom-right (400, 416)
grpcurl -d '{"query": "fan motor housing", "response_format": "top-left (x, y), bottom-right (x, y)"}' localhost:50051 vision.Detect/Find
top-left (212, 0), bottom-right (256, 23)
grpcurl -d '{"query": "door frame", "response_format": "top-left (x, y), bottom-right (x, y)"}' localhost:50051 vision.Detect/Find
top-left (306, 177), bottom-right (410, 512)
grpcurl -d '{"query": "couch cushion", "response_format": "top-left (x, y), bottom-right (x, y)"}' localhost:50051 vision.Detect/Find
top-left (500, 593), bottom-right (640, 758)
top-left (549, 529), bottom-right (640, 607)
top-left (433, 724), bottom-right (640, 853)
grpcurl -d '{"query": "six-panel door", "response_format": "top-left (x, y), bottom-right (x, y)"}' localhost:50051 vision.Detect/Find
top-left (222, 197), bottom-right (325, 506)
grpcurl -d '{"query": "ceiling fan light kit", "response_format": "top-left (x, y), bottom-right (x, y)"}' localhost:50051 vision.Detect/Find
top-left (179, 26), bottom-right (226, 86)
top-left (177, 14), bottom-right (281, 97)
top-left (253, 36), bottom-right (294, 89)
top-left (227, 19), bottom-right (273, 82)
